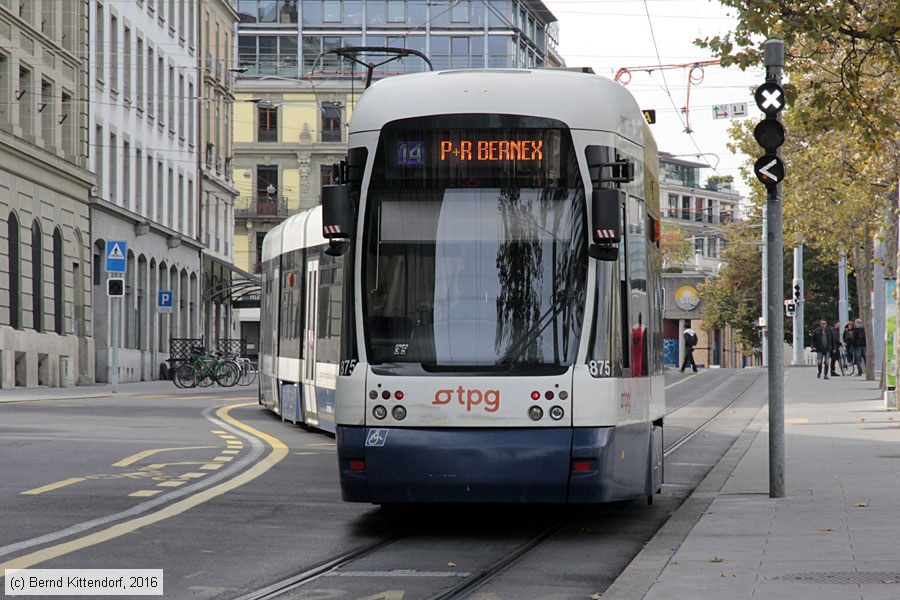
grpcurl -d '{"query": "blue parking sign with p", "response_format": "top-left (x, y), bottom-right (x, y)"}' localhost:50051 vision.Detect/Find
top-left (105, 240), bottom-right (127, 273)
top-left (158, 291), bottom-right (174, 313)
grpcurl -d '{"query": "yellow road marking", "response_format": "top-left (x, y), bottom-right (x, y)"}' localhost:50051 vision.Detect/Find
top-left (130, 395), bottom-right (175, 399)
top-left (128, 490), bottom-right (162, 498)
top-left (213, 457), bottom-right (233, 462)
top-left (1, 402), bottom-right (288, 572)
top-left (112, 446), bottom-right (218, 468)
top-left (306, 442), bottom-right (336, 447)
top-left (293, 452), bottom-right (319, 456)
top-left (180, 472), bottom-right (207, 479)
top-left (218, 435), bottom-right (238, 440)
top-left (210, 430), bottom-right (227, 434)
top-left (138, 462), bottom-right (212, 470)
top-left (21, 478), bottom-right (86, 496)
top-left (222, 450), bottom-right (240, 455)
top-left (200, 463), bottom-right (223, 471)
top-left (156, 481), bottom-right (186, 488)
top-left (665, 370), bottom-right (704, 390)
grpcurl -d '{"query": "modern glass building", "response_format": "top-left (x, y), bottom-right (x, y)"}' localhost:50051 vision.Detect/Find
top-left (230, 0), bottom-right (562, 347)
top-left (236, 0), bottom-right (559, 77)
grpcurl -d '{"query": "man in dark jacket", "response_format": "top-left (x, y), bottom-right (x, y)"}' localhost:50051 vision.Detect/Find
top-left (829, 321), bottom-right (843, 376)
top-left (811, 319), bottom-right (831, 379)
top-left (680, 327), bottom-right (698, 373)
top-left (852, 318), bottom-right (867, 376)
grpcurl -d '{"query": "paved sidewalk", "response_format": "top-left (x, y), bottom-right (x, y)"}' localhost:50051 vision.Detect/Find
top-left (0, 379), bottom-right (220, 403)
top-left (606, 366), bottom-right (900, 600)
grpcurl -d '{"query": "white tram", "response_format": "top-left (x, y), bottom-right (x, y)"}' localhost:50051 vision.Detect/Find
top-left (259, 206), bottom-right (342, 433)
top-left (273, 68), bottom-right (665, 503)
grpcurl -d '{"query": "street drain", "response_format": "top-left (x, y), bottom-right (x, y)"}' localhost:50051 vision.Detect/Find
top-left (776, 572), bottom-right (900, 585)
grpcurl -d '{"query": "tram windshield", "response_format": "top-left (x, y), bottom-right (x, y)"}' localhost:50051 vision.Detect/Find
top-left (363, 121), bottom-right (587, 374)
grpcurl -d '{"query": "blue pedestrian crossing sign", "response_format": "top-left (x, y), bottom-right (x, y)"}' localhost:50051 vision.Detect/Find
top-left (105, 240), bottom-right (127, 273)
top-left (157, 290), bottom-right (174, 314)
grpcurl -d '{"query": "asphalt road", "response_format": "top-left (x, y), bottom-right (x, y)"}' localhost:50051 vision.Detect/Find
top-left (0, 369), bottom-right (766, 600)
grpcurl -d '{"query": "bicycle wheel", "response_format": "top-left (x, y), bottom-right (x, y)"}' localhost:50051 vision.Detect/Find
top-left (215, 361), bottom-right (240, 387)
top-left (174, 364), bottom-right (199, 388)
top-left (238, 360), bottom-right (258, 386)
top-left (840, 351), bottom-right (855, 376)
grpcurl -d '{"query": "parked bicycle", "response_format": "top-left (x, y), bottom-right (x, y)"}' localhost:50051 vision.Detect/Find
top-left (173, 347), bottom-right (240, 388)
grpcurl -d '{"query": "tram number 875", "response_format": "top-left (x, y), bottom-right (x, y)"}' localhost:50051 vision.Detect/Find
top-left (588, 360), bottom-right (612, 377)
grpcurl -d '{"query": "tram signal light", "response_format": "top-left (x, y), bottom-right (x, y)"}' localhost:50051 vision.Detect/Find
top-left (752, 81), bottom-right (786, 190)
top-left (107, 277), bottom-right (125, 297)
top-left (785, 300), bottom-right (796, 317)
top-left (793, 284), bottom-right (802, 304)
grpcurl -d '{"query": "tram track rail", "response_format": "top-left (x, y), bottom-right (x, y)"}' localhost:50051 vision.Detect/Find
top-left (238, 369), bottom-right (764, 600)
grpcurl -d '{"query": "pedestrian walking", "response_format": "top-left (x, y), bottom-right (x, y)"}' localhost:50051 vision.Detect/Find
top-left (829, 321), bottom-right (843, 376)
top-left (852, 318), bottom-right (867, 375)
top-left (811, 319), bottom-right (831, 379)
top-left (680, 326), bottom-right (698, 373)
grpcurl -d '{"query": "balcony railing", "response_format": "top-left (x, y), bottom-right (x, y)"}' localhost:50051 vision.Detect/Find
top-left (235, 196), bottom-right (289, 219)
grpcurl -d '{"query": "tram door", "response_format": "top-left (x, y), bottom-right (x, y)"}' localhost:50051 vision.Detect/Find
top-left (303, 257), bottom-right (320, 425)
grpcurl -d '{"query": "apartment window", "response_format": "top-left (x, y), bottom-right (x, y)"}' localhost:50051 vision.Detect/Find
top-left (95, 125), bottom-right (104, 196)
top-left (681, 195), bottom-right (691, 220)
top-left (157, 161), bottom-right (163, 224)
top-left (95, 3), bottom-right (104, 83)
top-left (238, 0), bottom-right (297, 23)
top-left (178, 0), bottom-right (185, 38)
top-left (109, 132), bottom-right (118, 202)
top-left (31, 221), bottom-right (43, 332)
top-left (0, 54), bottom-right (9, 126)
top-left (167, 167), bottom-right (174, 228)
top-left (60, 91), bottom-right (74, 157)
top-left (187, 0), bottom-right (194, 46)
top-left (53, 228), bottom-right (63, 335)
top-left (147, 46), bottom-right (155, 117)
top-left (62, 0), bottom-right (75, 51)
top-left (238, 35), bottom-right (298, 75)
top-left (258, 105), bottom-right (277, 142)
top-left (177, 173), bottom-right (184, 231)
top-left (188, 81), bottom-right (194, 146)
top-left (146, 153), bottom-right (153, 219)
top-left (157, 57), bottom-right (165, 125)
top-left (40, 79), bottom-right (54, 147)
top-left (168, 65), bottom-right (175, 133)
top-left (135, 147), bottom-right (143, 215)
top-left (178, 74), bottom-right (185, 139)
top-left (8, 213), bottom-right (20, 329)
top-left (19, 66), bottom-right (33, 137)
top-left (136, 37), bottom-right (144, 110)
top-left (123, 26), bottom-right (132, 101)
top-left (123, 141), bottom-right (131, 210)
top-left (667, 193), bottom-right (678, 218)
top-left (321, 102), bottom-right (341, 142)
top-left (256, 165), bottom-right (278, 212)
top-left (694, 237), bottom-right (704, 255)
top-left (110, 15), bottom-right (118, 92)
top-left (168, 0), bottom-right (175, 29)
top-left (187, 179), bottom-right (194, 236)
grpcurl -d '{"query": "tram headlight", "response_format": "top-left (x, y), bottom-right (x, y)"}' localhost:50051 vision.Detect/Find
top-left (373, 405), bottom-right (387, 420)
top-left (549, 405), bottom-right (565, 420)
top-left (392, 405), bottom-right (407, 420)
top-left (528, 406), bottom-right (543, 421)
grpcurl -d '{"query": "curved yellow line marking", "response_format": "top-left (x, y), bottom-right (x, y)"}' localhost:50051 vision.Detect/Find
top-left (113, 446), bottom-right (219, 468)
top-left (665, 369), bottom-right (704, 390)
top-left (0, 403), bottom-right (287, 574)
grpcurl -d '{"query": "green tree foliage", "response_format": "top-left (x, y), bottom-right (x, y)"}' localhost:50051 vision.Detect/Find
top-left (698, 217), bottom-right (763, 351)
top-left (660, 222), bottom-right (694, 271)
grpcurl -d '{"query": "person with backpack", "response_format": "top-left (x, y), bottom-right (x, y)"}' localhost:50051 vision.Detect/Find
top-left (811, 319), bottom-right (832, 379)
top-left (680, 326), bottom-right (699, 373)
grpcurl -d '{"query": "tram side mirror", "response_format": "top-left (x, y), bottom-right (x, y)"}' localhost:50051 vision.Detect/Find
top-left (589, 188), bottom-right (622, 261)
top-left (323, 184), bottom-right (352, 256)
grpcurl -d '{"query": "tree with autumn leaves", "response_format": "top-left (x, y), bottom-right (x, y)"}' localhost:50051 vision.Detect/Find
top-left (695, 1), bottom-right (899, 380)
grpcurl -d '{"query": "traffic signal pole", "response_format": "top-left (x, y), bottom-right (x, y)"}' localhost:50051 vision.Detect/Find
top-left (792, 246), bottom-right (804, 365)
top-left (112, 295), bottom-right (119, 394)
top-left (763, 39), bottom-right (785, 498)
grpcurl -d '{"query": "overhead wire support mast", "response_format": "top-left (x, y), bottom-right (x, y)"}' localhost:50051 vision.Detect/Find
top-left (614, 60), bottom-right (721, 133)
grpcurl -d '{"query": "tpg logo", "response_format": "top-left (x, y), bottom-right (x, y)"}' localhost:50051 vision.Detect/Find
top-left (433, 386), bottom-right (500, 413)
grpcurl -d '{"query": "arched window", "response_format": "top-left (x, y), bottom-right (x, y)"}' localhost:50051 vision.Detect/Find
top-left (53, 227), bottom-right (64, 335)
top-left (8, 213), bottom-right (20, 329)
top-left (32, 221), bottom-right (43, 332)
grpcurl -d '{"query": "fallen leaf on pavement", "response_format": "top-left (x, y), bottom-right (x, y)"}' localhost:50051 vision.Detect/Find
top-left (447, 562), bottom-right (456, 568)
top-left (721, 572), bottom-right (735, 578)
top-left (590, 593), bottom-right (603, 599)
top-left (821, 528), bottom-right (835, 532)
top-left (710, 557), bottom-right (724, 563)
top-left (854, 500), bottom-right (870, 507)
